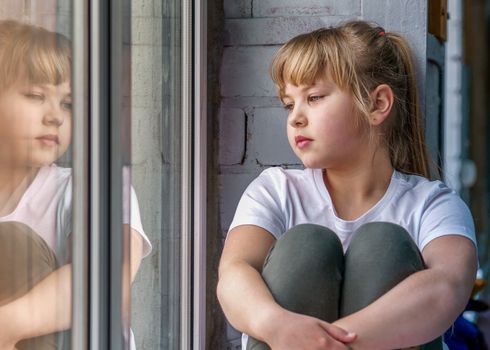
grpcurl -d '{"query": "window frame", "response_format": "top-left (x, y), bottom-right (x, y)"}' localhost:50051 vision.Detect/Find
top-left (71, 0), bottom-right (207, 348)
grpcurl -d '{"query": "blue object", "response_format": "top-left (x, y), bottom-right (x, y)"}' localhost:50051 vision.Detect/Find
top-left (444, 315), bottom-right (487, 350)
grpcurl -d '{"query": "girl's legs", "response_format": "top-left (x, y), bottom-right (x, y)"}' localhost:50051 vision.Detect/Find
top-left (340, 222), bottom-right (442, 350)
top-left (247, 224), bottom-right (344, 350)
top-left (0, 222), bottom-right (59, 350)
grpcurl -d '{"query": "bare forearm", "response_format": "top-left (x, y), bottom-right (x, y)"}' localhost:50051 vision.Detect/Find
top-left (0, 264), bottom-right (72, 343)
top-left (0, 229), bottom-right (143, 344)
top-left (217, 262), bottom-right (283, 342)
top-left (334, 268), bottom-right (472, 349)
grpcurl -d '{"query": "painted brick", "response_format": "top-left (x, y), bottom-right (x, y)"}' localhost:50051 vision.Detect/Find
top-left (224, 16), bottom-right (351, 46)
top-left (362, 0), bottom-right (427, 101)
top-left (250, 108), bottom-right (300, 165)
top-left (0, 1), bottom-right (24, 19)
top-left (153, 0), bottom-right (161, 16)
top-left (225, 0), bottom-right (252, 18)
top-left (30, 0), bottom-right (57, 15)
top-left (219, 172), bottom-right (261, 232)
top-left (131, 107), bottom-right (162, 164)
top-left (221, 46), bottom-right (278, 97)
top-left (131, 0), bottom-right (154, 17)
top-left (253, 0), bottom-right (360, 17)
top-left (222, 96), bottom-right (282, 109)
top-left (132, 17), bottom-right (161, 45)
top-left (219, 108), bottom-right (247, 165)
top-left (54, 14), bottom-right (72, 38)
top-left (131, 45), bottom-right (162, 107)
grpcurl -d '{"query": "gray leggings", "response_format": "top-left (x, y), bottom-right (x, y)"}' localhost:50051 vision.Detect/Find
top-left (247, 222), bottom-right (442, 350)
top-left (0, 222), bottom-right (62, 350)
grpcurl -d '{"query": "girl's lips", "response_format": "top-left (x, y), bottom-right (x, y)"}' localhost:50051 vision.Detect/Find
top-left (295, 136), bottom-right (313, 149)
top-left (36, 135), bottom-right (59, 146)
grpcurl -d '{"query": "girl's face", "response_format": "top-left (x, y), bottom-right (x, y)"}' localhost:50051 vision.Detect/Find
top-left (0, 78), bottom-right (72, 168)
top-left (283, 77), bottom-right (369, 170)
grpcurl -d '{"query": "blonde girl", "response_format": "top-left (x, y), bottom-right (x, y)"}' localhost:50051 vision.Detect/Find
top-left (0, 20), bottom-right (150, 350)
top-left (218, 21), bottom-right (477, 350)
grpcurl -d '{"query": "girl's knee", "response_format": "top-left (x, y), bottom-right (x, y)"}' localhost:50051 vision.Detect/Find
top-left (278, 224), bottom-right (343, 257)
top-left (346, 221), bottom-right (424, 270)
top-left (0, 221), bottom-right (56, 262)
top-left (349, 222), bottom-right (416, 251)
top-left (0, 221), bottom-right (58, 305)
top-left (0, 221), bottom-right (40, 243)
top-left (265, 224), bottom-right (343, 271)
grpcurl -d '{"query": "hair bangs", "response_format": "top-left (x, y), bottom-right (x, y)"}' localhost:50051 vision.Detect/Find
top-left (0, 21), bottom-right (71, 90)
top-left (271, 29), bottom-right (356, 99)
top-left (271, 35), bottom-right (328, 98)
top-left (24, 32), bottom-right (71, 85)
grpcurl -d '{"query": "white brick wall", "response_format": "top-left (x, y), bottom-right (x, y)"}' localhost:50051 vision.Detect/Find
top-left (130, 2), bottom-right (166, 348)
top-left (0, 0), bottom-right (70, 36)
top-left (219, 108), bottom-right (247, 165)
top-left (253, 0), bottom-right (361, 17)
top-left (224, 16), bottom-right (352, 46)
top-left (250, 107), bottom-right (299, 165)
top-left (224, 0), bottom-right (252, 18)
top-left (217, 0), bottom-right (428, 344)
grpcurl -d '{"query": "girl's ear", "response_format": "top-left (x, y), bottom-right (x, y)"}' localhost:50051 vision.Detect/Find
top-left (369, 84), bottom-right (394, 126)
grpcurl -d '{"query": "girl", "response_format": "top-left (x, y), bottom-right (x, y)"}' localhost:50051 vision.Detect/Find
top-left (217, 21), bottom-right (478, 350)
top-left (0, 20), bottom-right (151, 349)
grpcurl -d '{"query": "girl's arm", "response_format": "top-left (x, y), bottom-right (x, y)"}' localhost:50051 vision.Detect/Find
top-left (217, 225), bottom-right (355, 350)
top-left (0, 227), bottom-right (143, 349)
top-left (333, 235), bottom-right (477, 349)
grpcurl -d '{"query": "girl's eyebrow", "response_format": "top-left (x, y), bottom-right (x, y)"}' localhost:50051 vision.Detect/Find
top-left (283, 82), bottom-right (331, 98)
top-left (283, 85), bottom-right (313, 98)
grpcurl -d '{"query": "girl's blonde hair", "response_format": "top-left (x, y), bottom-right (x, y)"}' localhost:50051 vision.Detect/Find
top-left (0, 20), bottom-right (71, 91)
top-left (270, 20), bottom-right (430, 178)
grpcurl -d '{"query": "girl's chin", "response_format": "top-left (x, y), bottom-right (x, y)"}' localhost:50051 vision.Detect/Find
top-left (299, 158), bottom-right (327, 169)
top-left (26, 157), bottom-right (58, 168)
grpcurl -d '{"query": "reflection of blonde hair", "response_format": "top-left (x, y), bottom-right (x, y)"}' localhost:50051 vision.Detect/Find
top-left (0, 20), bottom-right (71, 91)
top-left (270, 21), bottom-right (430, 178)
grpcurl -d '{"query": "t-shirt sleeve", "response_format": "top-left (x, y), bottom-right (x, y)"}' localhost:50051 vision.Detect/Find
top-left (418, 183), bottom-right (476, 251)
top-left (228, 168), bottom-right (286, 239)
top-left (128, 186), bottom-right (152, 257)
top-left (122, 166), bottom-right (152, 257)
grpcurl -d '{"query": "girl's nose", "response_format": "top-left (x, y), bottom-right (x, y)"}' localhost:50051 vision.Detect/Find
top-left (43, 103), bottom-right (65, 126)
top-left (288, 106), bottom-right (307, 128)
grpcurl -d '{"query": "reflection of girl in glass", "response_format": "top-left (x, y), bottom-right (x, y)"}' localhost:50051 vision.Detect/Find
top-left (0, 20), bottom-right (151, 349)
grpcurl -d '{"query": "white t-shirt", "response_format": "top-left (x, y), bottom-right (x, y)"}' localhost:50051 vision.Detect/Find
top-left (0, 164), bottom-right (152, 260)
top-left (229, 167), bottom-right (476, 349)
top-left (230, 167), bottom-right (476, 251)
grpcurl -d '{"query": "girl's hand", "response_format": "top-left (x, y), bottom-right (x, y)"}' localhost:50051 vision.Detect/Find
top-left (264, 311), bottom-right (356, 350)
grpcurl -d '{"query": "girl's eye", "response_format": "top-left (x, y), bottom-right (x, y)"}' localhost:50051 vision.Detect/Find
top-left (283, 103), bottom-right (294, 112)
top-left (25, 92), bottom-right (44, 101)
top-left (61, 101), bottom-right (73, 111)
top-left (309, 95), bottom-right (323, 102)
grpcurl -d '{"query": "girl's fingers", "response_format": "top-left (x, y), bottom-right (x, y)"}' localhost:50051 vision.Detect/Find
top-left (319, 322), bottom-right (357, 343)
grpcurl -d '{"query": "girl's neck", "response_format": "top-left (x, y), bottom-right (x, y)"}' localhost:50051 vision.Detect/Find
top-left (323, 149), bottom-right (393, 221)
top-left (0, 165), bottom-right (40, 217)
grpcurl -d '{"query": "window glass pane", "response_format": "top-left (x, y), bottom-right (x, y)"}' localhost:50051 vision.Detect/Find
top-left (0, 1), bottom-right (73, 349)
top-left (129, 0), bottom-right (182, 349)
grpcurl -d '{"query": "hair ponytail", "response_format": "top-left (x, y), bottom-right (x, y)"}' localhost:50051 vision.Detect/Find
top-left (384, 33), bottom-right (430, 178)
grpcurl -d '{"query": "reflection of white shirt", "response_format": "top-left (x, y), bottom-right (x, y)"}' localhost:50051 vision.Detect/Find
top-left (0, 164), bottom-right (151, 258)
top-left (0, 164), bottom-right (152, 350)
